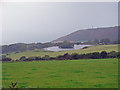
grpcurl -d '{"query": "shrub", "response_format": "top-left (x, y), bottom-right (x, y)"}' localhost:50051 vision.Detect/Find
top-left (108, 51), bottom-right (118, 58)
top-left (71, 53), bottom-right (79, 59)
top-left (2, 57), bottom-right (12, 62)
top-left (117, 52), bottom-right (120, 58)
top-left (90, 52), bottom-right (100, 59)
top-left (42, 55), bottom-right (50, 60)
top-left (100, 51), bottom-right (107, 58)
top-left (19, 56), bottom-right (26, 61)
top-left (82, 46), bottom-right (88, 49)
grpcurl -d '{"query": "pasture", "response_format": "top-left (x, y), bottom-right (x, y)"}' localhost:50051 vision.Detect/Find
top-left (6, 44), bottom-right (118, 60)
top-left (2, 58), bottom-right (118, 88)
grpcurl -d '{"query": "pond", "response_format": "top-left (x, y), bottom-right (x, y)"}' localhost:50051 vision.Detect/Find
top-left (43, 44), bottom-right (93, 52)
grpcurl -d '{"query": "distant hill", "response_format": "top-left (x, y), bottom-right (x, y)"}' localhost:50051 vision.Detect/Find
top-left (2, 26), bottom-right (119, 54)
top-left (52, 26), bottom-right (119, 42)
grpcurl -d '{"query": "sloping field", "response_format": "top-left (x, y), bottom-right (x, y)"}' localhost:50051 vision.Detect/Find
top-left (2, 58), bottom-right (118, 88)
top-left (6, 44), bottom-right (118, 60)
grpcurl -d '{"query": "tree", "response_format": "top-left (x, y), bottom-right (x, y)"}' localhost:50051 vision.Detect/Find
top-left (87, 40), bottom-right (92, 44)
top-left (117, 52), bottom-right (120, 58)
top-left (82, 46), bottom-right (88, 49)
top-left (100, 38), bottom-right (111, 44)
top-left (2, 57), bottom-right (12, 61)
top-left (83, 53), bottom-right (92, 59)
top-left (42, 55), bottom-right (50, 60)
top-left (59, 40), bottom-right (74, 49)
top-left (35, 56), bottom-right (42, 60)
top-left (71, 53), bottom-right (79, 59)
top-left (93, 39), bottom-right (99, 44)
top-left (56, 55), bottom-right (64, 60)
top-left (108, 51), bottom-right (118, 58)
top-left (63, 53), bottom-right (70, 59)
top-left (27, 57), bottom-right (36, 61)
top-left (100, 51), bottom-right (107, 58)
top-left (90, 52), bottom-right (100, 59)
top-left (19, 56), bottom-right (26, 61)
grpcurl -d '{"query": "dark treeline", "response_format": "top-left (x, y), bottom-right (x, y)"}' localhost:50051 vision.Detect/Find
top-left (1, 51), bottom-right (120, 62)
top-left (2, 41), bottom-right (74, 53)
top-left (75, 38), bottom-right (120, 45)
top-left (2, 42), bottom-right (55, 54)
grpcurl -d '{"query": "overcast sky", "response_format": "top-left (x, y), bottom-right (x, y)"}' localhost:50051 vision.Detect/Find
top-left (2, 2), bottom-right (118, 45)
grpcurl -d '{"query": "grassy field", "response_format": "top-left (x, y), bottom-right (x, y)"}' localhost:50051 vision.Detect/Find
top-left (2, 58), bottom-right (118, 88)
top-left (6, 44), bottom-right (118, 60)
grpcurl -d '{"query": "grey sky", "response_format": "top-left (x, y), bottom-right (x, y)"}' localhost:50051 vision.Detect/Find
top-left (2, 2), bottom-right (118, 45)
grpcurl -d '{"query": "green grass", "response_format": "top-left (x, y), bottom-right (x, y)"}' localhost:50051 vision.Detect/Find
top-left (2, 58), bottom-right (118, 88)
top-left (6, 44), bottom-right (118, 60)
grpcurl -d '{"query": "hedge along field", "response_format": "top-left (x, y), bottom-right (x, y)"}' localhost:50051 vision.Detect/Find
top-left (7, 44), bottom-right (118, 60)
top-left (2, 58), bottom-right (118, 88)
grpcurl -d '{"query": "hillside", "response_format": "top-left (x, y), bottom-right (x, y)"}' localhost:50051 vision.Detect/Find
top-left (53, 26), bottom-right (118, 42)
top-left (6, 44), bottom-right (118, 60)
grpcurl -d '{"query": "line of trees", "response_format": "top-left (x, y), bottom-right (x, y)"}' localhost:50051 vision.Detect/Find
top-left (59, 40), bottom-right (74, 49)
top-left (1, 51), bottom-right (120, 62)
top-left (75, 38), bottom-right (120, 45)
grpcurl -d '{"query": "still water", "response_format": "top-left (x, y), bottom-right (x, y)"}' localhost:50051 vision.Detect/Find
top-left (44, 44), bottom-right (92, 52)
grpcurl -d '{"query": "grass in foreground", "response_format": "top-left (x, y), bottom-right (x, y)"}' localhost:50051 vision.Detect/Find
top-left (2, 58), bottom-right (118, 88)
top-left (7, 44), bottom-right (118, 60)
